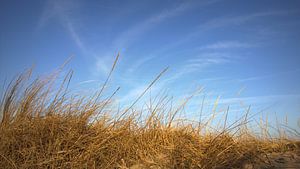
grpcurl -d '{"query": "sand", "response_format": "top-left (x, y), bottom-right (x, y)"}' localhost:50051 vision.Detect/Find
top-left (243, 152), bottom-right (300, 169)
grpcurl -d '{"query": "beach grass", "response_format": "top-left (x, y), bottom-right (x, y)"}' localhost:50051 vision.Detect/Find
top-left (0, 58), bottom-right (299, 169)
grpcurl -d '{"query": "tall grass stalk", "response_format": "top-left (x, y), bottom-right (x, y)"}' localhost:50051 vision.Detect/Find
top-left (0, 56), bottom-right (299, 168)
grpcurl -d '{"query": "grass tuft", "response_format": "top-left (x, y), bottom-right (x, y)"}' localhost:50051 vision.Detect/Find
top-left (0, 62), bottom-right (299, 168)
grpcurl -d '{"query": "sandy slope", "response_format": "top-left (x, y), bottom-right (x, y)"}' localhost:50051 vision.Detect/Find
top-left (243, 152), bottom-right (300, 169)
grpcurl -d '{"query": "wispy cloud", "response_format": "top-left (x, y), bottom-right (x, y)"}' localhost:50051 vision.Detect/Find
top-left (236, 69), bottom-right (300, 83)
top-left (187, 94), bottom-right (300, 114)
top-left (184, 52), bottom-right (234, 73)
top-left (107, 0), bottom-right (223, 75)
top-left (127, 55), bottom-right (157, 73)
top-left (117, 81), bottom-right (167, 106)
top-left (100, 9), bottom-right (294, 92)
top-left (118, 84), bottom-right (149, 104)
top-left (38, 0), bottom-right (87, 53)
top-left (91, 2), bottom-right (197, 79)
top-left (38, 0), bottom-right (117, 77)
top-left (187, 52), bottom-right (233, 64)
top-left (94, 55), bottom-right (116, 76)
top-left (113, 0), bottom-right (221, 51)
top-left (94, 1), bottom-right (191, 76)
top-left (217, 94), bottom-right (300, 106)
top-left (163, 52), bottom-right (235, 84)
top-left (77, 79), bottom-right (100, 85)
top-left (199, 10), bottom-right (297, 30)
top-left (150, 10), bottom-right (295, 56)
top-left (65, 21), bottom-right (86, 53)
top-left (199, 41), bottom-right (253, 50)
top-left (133, 10), bottom-right (295, 84)
top-left (126, 42), bottom-right (245, 86)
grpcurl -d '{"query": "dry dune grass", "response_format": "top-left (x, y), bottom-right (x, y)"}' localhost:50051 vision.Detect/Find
top-left (0, 57), bottom-right (299, 168)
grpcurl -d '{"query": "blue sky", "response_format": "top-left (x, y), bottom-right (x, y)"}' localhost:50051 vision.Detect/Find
top-left (0, 0), bottom-right (300, 131)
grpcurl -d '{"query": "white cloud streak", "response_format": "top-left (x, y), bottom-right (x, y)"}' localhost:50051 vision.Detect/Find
top-left (77, 80), bottom-right (100, 85)
top-left (199, 10), bottom-right (297, 30)
top-left (219, 94), bottom-right (300, 105)
top-left (236, 69), bottom-right (300, 83)
top-left (93, 2), bottom-right (193, 76)
top-left (186, 94), bottom-right (300, 114)
top-left (38, 0), bottom-right (87, 53)
top-left (150, 10), bottom-right (296, 56)
top-left (38, 0), bottom-right (116, 77)
top-left (164, 52), bottom-right (235, 83)
top-left (127, 55), bottom-right (157, 73)
top-left (118, 84), bottom-right (149, 104)
top-left (141, 10), bottom-right (295, 84)
top-left (109, 0), bottom-right (223, 75)
top-left (112, 2), bottom-right (189, 52)
top-left (199, 41), bottom-right (253, 50)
